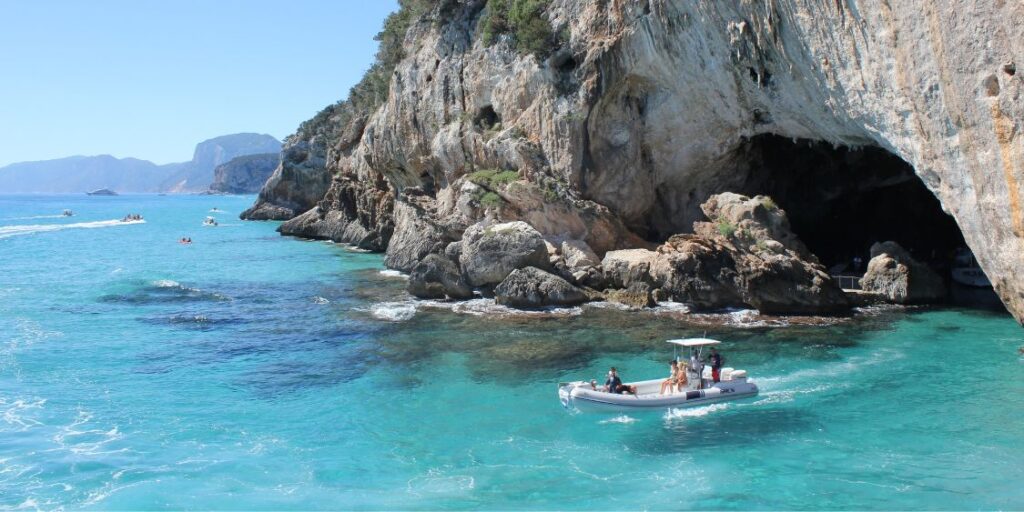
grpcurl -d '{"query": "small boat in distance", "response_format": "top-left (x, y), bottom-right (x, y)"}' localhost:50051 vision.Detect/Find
top-left (62, 209), bottom-right (74, 217)
top-left (952, 247), bottom-right (991, 288)
top-left (209, 207), bottom-right (224, 213)
top-left (203, 216), bottom-right (218, 227)
top-left (558, 338), bottom-right (758, 413)
top-left (86, 188), bottom-right (118, 196)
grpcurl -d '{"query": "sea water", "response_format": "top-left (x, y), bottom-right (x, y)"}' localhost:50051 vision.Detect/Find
top-left (1, 194), bottom-right (1022, 510)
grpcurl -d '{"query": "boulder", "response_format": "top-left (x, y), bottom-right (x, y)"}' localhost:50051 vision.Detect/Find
top-left (649, 235), bottom-right (746, 310)
top-left (459, 221), bottom-right (550, 287)
top-left (605, 282), bottom-right (655, 308)
top-left (860, 241), bottom-right (946, 304)
top-left (650, 193), bottom-right (850, 314)
top-left (602, 249), bottom-right (658, 288)
top-left (385, 199), bottom-right (451, 272)
top-left (561, 239), bottom-right (600, 272)
top-left (494, 267), bottom-right (589, 308)
top-left (407, 254), bottom-right (474, 300)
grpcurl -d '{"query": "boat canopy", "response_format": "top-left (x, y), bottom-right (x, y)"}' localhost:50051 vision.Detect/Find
top-left (666, 338), bottom-right (721, 347)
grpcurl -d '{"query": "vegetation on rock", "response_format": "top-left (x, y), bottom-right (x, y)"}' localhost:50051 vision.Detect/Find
top-left (468, 168), bottom-right (520, 189)
top-left (480, 0), bottom-right (556, 57)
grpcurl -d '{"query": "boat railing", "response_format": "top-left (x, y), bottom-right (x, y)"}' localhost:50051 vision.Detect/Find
top-left (831, 274), bottom-right (862, 290)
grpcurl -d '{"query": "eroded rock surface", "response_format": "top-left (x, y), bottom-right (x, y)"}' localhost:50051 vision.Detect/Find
top-left (494, 267), bottom-right (588, 308)
top-left (459, 221), bottom-right (550, 287)
top-left (407, 254), bottom-right (473, 300)
top-left (860, 241), bottom-right (947, 304)
top-left (652, 193), bottom-right (849, 314)
top-left (244, 1), bottom-right (1024, 322)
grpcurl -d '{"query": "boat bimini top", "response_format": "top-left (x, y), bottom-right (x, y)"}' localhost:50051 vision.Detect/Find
top-left (666, 338), bottom-right (721, 347)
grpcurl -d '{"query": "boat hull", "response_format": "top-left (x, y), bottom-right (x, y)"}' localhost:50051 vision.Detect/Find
top-left (559, 378), bottom-right (758, 413)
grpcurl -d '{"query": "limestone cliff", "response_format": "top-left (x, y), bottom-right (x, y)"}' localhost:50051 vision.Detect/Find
top-left (208, 153), bottom-right (280, 194)
top-left (247, 0), bottom-right (1024, 322)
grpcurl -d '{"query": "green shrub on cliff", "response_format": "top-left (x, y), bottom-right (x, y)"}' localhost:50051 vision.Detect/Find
top-left (717, 218), bottom-right (737, 238)
top-left (468, 169), bottom-right (520, 189)
top-left (479, 191), bottom-right (504, 208)
top-left (481, 0), bottom-right (555, 58)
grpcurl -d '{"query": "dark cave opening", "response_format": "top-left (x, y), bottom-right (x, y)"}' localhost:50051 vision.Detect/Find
top-left (738, 134), bottom-right (967, 274)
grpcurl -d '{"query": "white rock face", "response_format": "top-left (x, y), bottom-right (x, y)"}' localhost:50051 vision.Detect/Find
top-left (251, 1), bottom-right (1024, 322)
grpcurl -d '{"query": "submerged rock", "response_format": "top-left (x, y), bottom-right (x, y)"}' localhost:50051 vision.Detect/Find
top-left (407, 254), bottom-right (473, 300)
top-left (494, 267), bottom-right (589, 308)
top-left (860, 241), bottom-right (946, 304)
top-left (605, 282), bottom-right (655, 309)
top-left (459, 221), bottom-right (550, 287)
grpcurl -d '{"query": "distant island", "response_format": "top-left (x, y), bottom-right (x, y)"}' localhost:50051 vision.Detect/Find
top-left (86, 188), bottom-right (118, 196)
top-left (0, 133), bottom-right (280, 194)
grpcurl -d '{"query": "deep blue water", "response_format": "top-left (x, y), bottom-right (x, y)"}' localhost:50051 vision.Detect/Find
top-left (1, 194), bottom-right (1023, 510)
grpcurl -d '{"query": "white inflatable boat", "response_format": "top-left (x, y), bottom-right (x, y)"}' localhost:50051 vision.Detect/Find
top-left (558, 338), bottom-right (758, 413)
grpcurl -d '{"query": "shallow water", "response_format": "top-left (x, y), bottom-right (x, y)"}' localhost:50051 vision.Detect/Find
top-left (1, 194), bottom-right (1022, 509)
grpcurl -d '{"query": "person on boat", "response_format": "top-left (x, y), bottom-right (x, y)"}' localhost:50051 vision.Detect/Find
top-left (690, 352), bottom-right (704, 389)
top-left (675, 361), bottom-right (689, 391)
top-left (709, 348), bottom-right (723, 383)
top-left (659, 360), bottom-right (679, 395)
top-left (602, 367), bottom-right (637, 396)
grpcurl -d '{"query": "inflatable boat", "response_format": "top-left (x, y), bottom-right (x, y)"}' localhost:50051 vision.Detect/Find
top-left (558, 338), bottom-right (758, 413)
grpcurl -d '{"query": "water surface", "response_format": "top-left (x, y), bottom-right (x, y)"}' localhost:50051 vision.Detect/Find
top-left (1, 194), bottom-right (1022, 509)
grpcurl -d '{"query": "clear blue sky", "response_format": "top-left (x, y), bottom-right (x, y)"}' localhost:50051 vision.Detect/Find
top-left (0, 0), bottom-right (399, 167)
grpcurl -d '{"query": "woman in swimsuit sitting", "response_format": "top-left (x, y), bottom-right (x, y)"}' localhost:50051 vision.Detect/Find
top-left (676, 361), bottom-right (689, 392)
top-left (659, 360), bottom-right (679, 395)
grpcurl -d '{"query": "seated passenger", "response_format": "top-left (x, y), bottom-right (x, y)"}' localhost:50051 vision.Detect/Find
top-left (603, 367), bottom-right (637, 396)
top-left (676, 363), bottom-right (689, 391)
top-left (659, 360), bottom-right (679, 395)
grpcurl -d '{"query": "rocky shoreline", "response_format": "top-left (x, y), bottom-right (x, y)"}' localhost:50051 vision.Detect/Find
top-left (240, 1), bottom-right (1022, 323)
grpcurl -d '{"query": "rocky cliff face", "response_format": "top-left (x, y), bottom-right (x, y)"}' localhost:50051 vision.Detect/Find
top-left (208, 153), bottom-right (280, 194)
top-left (247, 0), bottom-right (1024, 322)
top-left (162, 133), bottom-right (281, 192)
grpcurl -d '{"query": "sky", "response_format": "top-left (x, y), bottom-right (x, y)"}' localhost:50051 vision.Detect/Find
top-left (0, 0), bottom-right (399, 167)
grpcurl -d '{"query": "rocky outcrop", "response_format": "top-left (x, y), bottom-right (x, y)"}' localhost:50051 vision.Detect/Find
top-left (241, 139), bottom-right (333, 220)
top-left (278, 172), bottom-right (394, 250)
top-left (245, 1), bottom-right (1024, 322)
top-left (860, 241), bottom-right (947, 304)
top-left (407, 254), bottom-right (473, 300)
top-left (651, 193), bottom-right (850, 314)
top-left (208, 153), bottom-right (279, 194)
top-left (459, 221), bottom-right (550, 287)
top-left (494, 267), bottom-right (588, 308)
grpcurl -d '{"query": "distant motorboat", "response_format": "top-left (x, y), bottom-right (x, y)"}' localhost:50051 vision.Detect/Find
top-left (209, 208), bottom-right (224, 213)
top-left (62, 209), bottom-right (74, 217)
top-left (952, 248), bottom-right (991, 288)
top-left (203, 216), bottom-right (218, 227)
top-left (86, 188), bottom-right (118, 196)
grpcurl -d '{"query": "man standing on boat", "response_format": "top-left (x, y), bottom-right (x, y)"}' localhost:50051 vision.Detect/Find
top-left (710, 348), bottom-right (723, 383)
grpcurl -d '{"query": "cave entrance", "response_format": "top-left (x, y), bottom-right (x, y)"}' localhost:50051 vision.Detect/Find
top-left (736, 134), bottom-right (966, 274)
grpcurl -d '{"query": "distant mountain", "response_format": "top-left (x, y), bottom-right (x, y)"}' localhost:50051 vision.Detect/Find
top-left (208, 153), bottom-right (280, 194)
top-left (160, 133), bottom-right (282, 193)
top-left (0, 155), bottom-right (183, 194)
top-left (0, 133), bottom-right (281, 194)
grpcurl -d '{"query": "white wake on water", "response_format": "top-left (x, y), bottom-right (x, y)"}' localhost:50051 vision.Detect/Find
top-left (369, 302), bottom-right (417, 321)
top-left (379, 269), bottom-right (409, 279)
top-left (4, 214), bottom-right (67, 220)
top-left (0, 219), bottom-right (145, 239)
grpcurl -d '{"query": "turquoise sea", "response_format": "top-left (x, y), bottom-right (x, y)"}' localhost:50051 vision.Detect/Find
top-left (1, 194), bottom-right (1023, 510)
